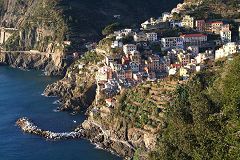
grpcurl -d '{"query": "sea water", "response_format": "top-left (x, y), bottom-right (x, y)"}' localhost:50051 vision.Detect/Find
top-left (0, 66), bottom-right (121, 160)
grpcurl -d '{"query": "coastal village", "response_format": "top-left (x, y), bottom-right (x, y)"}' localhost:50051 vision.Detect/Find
top-left (87, 2), bottom-right (240, 108)
top-left (7, 1), bottom-right (240, 159)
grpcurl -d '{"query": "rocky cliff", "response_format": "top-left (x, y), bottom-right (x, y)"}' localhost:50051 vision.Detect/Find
top-left (0, 0), bottom-right (68, 75)
top-left (43, 51), bottom-right (102, 112)
top-left (0, 51), bottom-right (67, 75)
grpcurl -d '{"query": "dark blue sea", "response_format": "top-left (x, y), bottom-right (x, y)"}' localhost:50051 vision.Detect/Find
top-left (0, 66), bottom-right (121, 160)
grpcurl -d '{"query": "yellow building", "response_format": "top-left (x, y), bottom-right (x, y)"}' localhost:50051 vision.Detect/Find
top-left (182, 15), bottom-right (194, 28)
top-left (179, 67), bottom-right (189, 77)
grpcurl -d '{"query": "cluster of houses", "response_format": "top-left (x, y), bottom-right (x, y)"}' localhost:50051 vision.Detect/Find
top-left (96, 34), bottom-right (239, 101)
top-left (94, 3), bottom-right (240, 105)
top-left (96, 42), bottom-right (170, 98)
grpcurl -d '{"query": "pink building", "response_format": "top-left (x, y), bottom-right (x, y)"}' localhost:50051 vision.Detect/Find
top-left (195, 20), bottom-right (205, 32)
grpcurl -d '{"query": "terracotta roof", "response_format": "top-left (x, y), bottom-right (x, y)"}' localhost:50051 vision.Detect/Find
top-left (210, 21), bottom-right (223, 24)
top-left (181, 34), bottom-right (207, 38)
top-left (105, 98), bottom-right (113, 103)
top-left (171, 63), bottom-right (182, 68)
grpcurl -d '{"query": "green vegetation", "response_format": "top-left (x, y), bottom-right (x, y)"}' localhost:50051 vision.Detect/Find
top-left (4, 0), bottom-right (67, 52)
top-left (81, 51), bottom-right (103, 64)
top-left (186, 0), bottom-right (240, 19)
top-left (102, 22), bottom-right (121, 36)
top-left (149, 56), bottom-right (240, 159)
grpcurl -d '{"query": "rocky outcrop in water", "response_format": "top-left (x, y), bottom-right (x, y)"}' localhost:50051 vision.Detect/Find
top-left (16, 117), bottom-right (85, 140)
top-left (43, 57), bottom-right (97, 112)
top-left (16, 117), bottom-right (134, 158)
top-left (43, 78), bottom-right (96, 112)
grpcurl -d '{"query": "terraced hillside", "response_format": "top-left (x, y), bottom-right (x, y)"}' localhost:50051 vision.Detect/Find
top-left (83, 80), bottom-right (179, 158)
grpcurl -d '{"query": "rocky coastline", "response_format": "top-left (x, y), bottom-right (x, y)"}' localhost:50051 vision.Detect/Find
top-left (0, 52), bottom-right (69, 76)
top-left (16, 117), bottom-right (133, 158)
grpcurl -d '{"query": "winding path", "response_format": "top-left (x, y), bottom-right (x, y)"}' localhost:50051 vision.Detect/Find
top-left (89, 120), bottom-right (136, 151)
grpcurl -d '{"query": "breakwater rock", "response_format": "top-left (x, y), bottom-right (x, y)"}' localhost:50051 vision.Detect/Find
top-left (16, 117), bottom-right (85, 140)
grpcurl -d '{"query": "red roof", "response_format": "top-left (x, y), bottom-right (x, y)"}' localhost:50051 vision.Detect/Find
top-left (171, 63), bottom-right (182, 68)
top-left (211, 21), bottom-right (223, 24)
top-left (105, 98), bottom-right (113, 103)
top-left (181, 34), bottom-right (207, 38)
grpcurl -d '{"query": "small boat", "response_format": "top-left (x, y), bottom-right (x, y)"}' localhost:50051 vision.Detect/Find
top-left (73, 120), bottom-right (77, 123)
top-left (70, 111), bottom-right (77, 115)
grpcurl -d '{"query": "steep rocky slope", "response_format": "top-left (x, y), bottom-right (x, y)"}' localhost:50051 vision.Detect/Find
top-left (43, 51), bottom-right (103, 112)
top-left (0, 0), bottom-right (68, 75)
top-left (184, 0), bottom-right (240, 19)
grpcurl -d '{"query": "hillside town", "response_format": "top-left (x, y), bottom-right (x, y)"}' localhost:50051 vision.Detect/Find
top-left (91, 2), bottom-right (240, 105)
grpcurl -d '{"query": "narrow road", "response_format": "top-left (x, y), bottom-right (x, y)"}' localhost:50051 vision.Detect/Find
top-left (1, 50), bottom-right (54, 56)
top-left (89, 120), bottom-right (136, 151)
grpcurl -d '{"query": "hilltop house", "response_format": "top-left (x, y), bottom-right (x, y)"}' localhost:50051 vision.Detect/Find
top-left (111, 40), bottom-right (123, 48)
top-left (96, 66), bottom-right (113, 82)
top-left (141, 17), bottom-right (169, 30)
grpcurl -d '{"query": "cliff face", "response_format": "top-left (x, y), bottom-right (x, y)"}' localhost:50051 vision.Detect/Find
top-left (0, 0), bottom-right (68, 75)
top-left (43, 51), bottom-right (102, 112)
top-left (1, 0), bottom-right (66, 52)
top-left (0, 0), bottom-right (36, 27)
top-left (0, 51), bottom-right (67, 75)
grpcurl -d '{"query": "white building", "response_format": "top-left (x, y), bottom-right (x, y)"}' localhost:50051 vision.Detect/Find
top-left (141, 17), bottom-right (168, 30)
top-left (161, 37), bottom-right (184, 51)
top-left (162, 12), bottom-right (172, 22)
top-left (111, 40), bottom-right (123, 48)
top-left (170, 21), bottom-right (182, 28)
top-left (133, 32), bottom-right (147, 42)
top-left (239, 26), bottom-right (240, 41)
top-left (220, 29), bottom-right (231, 43)
top-left (180, 34), bottom-right (207, 47)
top-left (168, 68), bottom-right (177, 75)
top-left (195, 50), bottom-right (214, 64)
top-left (123, 44), bottom-right (137, 54)
top-left (146, 32), bottom-right (158, 42)
top-left (215, 42), bottom-right (238, 60)
top-left (141, 18), bottom-right (157, 29)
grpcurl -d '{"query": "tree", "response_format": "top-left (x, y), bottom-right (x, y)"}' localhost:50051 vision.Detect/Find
top-left (102, 22), bottom-right (121, 36)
